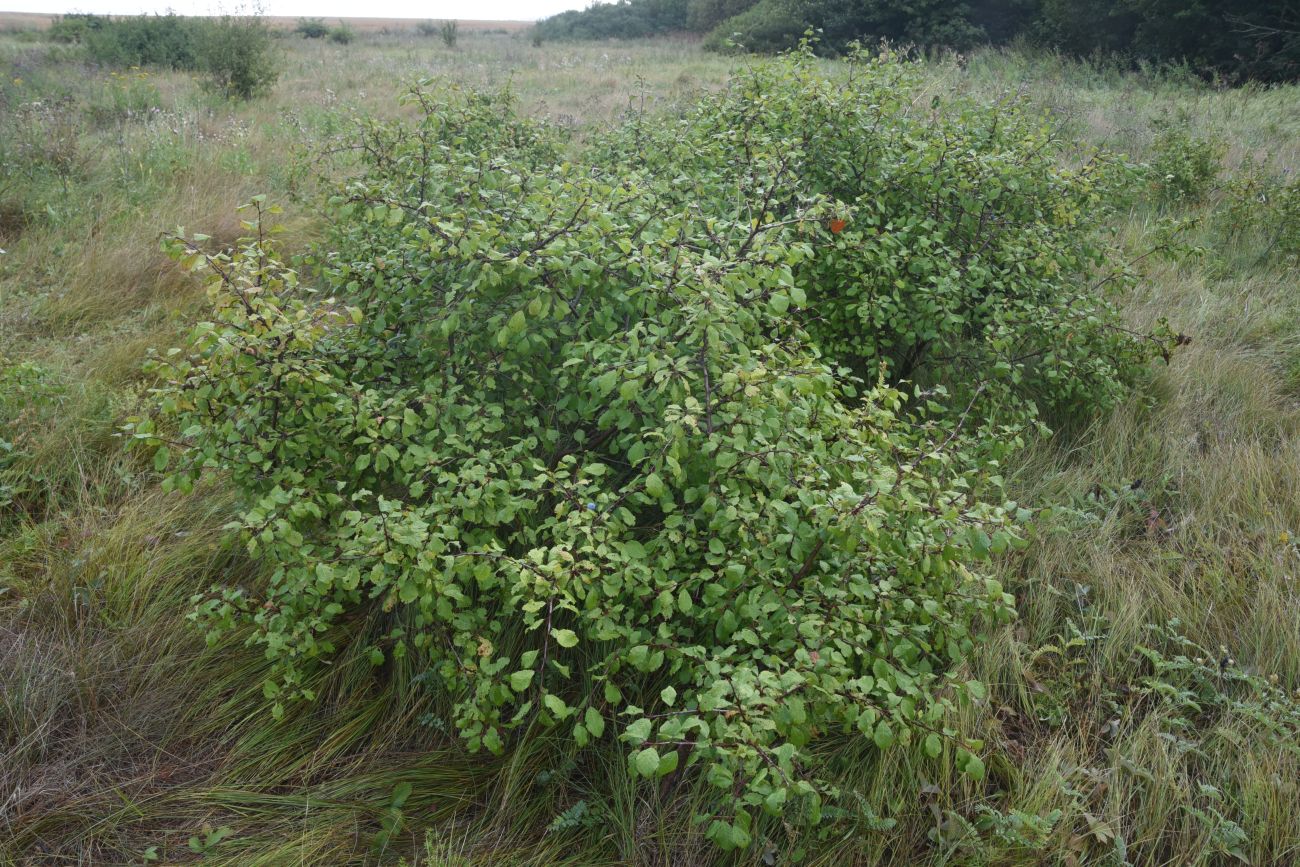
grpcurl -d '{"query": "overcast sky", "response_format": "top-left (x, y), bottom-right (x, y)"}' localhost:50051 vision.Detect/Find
top-left (3, 0), bottom-right (588, 20)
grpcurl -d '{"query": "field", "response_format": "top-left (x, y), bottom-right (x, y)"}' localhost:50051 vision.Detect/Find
top-left (2, 22), bottom-right (1299, 866)
top-left (0, 12), bottom-right (533, 33)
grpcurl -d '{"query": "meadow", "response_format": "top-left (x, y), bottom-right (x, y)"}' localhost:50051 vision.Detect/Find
top-left (1, 22), bottom-right (1299, 866)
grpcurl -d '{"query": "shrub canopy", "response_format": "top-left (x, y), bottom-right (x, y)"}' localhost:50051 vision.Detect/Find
top-left (143, 53), bottom-right (1163, 847)
top-left (592, 51), bottom-right (1159, 426)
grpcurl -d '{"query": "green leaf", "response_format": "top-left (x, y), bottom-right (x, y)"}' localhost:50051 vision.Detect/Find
top-left (509, 670), bottom-right (534, 692)
top-left (706, 763), bottom-right (734, 789)
top-left (873, 720), bottom-right (895, 750)
top-left (552, 628), bottom-right (579, 648)
top-left (963, 752), bottom-right (986, 781)
top-left (624, 717), bottom-right (652, 744)
top-left (634, 747), bottom-right (660, 778)
top-left (542, 693), bottom-right (570, 719)
top-left (584, 706), bottom-right (605, 738)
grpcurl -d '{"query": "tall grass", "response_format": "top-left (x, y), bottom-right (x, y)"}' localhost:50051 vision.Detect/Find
top-left (2, 30), bottom-right (1297, 864)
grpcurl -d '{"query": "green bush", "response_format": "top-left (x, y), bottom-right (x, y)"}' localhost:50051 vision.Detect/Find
top-left (194, 16), bottom-right (279, 100)
top-left (69, 14), bottom-right (278, 100)
top-left (702, 0), bottom-right (806, 53)
top-left (686, 0), bottom-right (759, 32)
top-left (329, 24), bottom-right (355, 45)
top-left (439, 20), bottom-right (458, 48)
top-left (1150, 118), bottom-right (1224, 204)
top-left (0, 358), bottom-right (64, 513)
top-left (1214, 160), bottom-right (1300, 264)
top-left (141, 59), bottom-right (1160, 851)
top-left (295, 17), bottom-right (329, 39)
top-left (535, 0), bottom-right (688, 40)
top-left (47, 12), bottom-right (106, 44)
top-left (83, 13), bottom-right (201, 69)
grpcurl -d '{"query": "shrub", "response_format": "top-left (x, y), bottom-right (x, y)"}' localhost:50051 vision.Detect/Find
top-left (295, 17), bottom-right (329, 39)
top-left (47, 12), bottom-right (106, 44)
top-left (329, 24), bottom-right (355, 45)
top-left (686, 0), bottom-right (759, 32)
top-left (194, 16), bottom-right (279, 100)
top-left (535, 0), bottom-right (688, 41)
top-left (1150, 118), bottom-right (1224, 204)
top-left (68, 14), bottom-right (278, 100)
top-left (702, 0), bottom-right (806, 53)
top-left (1215, 160), bottom-right (1300, 264)
top-left (438, 20), bottom-right (458, 48)
top-left (142, 62), bottom-right (1160, 850)
top-left (0, 358), bottom-right (64, 514)
top-left (415, 20), bottom-right (439, 37)
top-left (83, 13), bottom-right (200, 70)
top-left (91, 69), bottom-right (164, 123)
top-left (6, 95), bottom-right (86, 192)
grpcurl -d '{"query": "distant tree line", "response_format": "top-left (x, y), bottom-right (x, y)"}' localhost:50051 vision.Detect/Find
top-left (534, 0), bottom-right (1300, 83)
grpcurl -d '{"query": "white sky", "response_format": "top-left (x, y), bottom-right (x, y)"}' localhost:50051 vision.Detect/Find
top-left (2, 0), bottom-right (588, 21)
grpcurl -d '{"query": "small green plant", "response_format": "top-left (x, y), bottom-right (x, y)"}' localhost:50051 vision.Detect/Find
top-left (0, 358), bottom-right (64, 513)
top-left (329, 24), bottom-right (355, 45)
top-left (1216, 159), bottom-right (1300, 263)
top-left (6, 95), bottom-right (86, 192)
top-left (187, 825), bottom-right (234, 856)
top-left (371, 782), bottom-right (412, 853)
top-left (295, 17), bottom-right (329, 39)
top-left (414, 827), bottom-right (474, 866)
top-left (546, 799), bottom-right (603, 835)
top-left (439, 19), bottom-right (459, 48)
top-left (92, 69), bottom-right (163, 123)
top-left (1150, 117), bottom-right (1224, 203)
